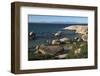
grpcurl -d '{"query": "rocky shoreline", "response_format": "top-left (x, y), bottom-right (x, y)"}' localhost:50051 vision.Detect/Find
top-left (28, 25), bottom-right (88, 60)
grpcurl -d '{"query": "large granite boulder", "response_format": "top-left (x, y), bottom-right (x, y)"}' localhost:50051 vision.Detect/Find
top-left (35, 44), bottom-right (70, 56)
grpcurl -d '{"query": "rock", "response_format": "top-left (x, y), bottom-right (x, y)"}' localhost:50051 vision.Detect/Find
top-left (35, 45), bottom-right (46, 55)
top-left (51, 37), bottom-right (70, 45)
top-left (35, 45), bottom-right (70, 56)
top-left (46, 40), bottom-right (52, 45)
top-left (63, 46), bottom-right (70, 53)
top-left (80, 43), bottom-right (85, 47)
top-left (54, 31), bottom-right (62, 37)
top-left (52, 39), bottom-right (61, 45)
top-left (55, 54), bottom-right (68, 59)
top-left (64, 25), bottom-right (88, 34)
top-left (28, 32), bottom-right (36, 40)
top-left (73, 42), bottom-right (76, 45)
top-left (81, 34), bottom-right (87, 41)
top-left (60, 37), bottom-right (70, 43)
top-left (74, 48), bottom-right (81, 55)
top-left (64, 25), bottom-right (88, 41)
top-left (68, 46), bottom-right (73, 49)
top-left (74, 37), bottom-right (82, 42)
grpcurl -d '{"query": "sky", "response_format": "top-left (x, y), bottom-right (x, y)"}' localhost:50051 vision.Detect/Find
top-left (28, 15), bottom-right (88, 24)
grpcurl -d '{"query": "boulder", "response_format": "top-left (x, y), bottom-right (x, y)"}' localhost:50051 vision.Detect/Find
top-left (74, 37), bottom-right (83, 42)
top-left (54, 31), bottom-right (62, 37)
top-left (74, 48), bottom-right (81, 55)
top-left (81, 34), bottom-right (87, 41)
top-left (35, 45), bottom-right (70, 56)
top-left (28, 32), bottom-right (36, 40)
top-left (60, 37), bottom-right (70, 43)
top-left (51, 39), bottom-right (61, 45)
top-left (55, 54), bottom-right (68, 59)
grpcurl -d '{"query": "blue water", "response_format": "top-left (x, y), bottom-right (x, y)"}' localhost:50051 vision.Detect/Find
top-left (28, 23), bottom-right (84, 48)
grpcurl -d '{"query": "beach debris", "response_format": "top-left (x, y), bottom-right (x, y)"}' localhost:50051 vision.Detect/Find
top-left (28, 32), bottom-right (36, 40)
top-left (63, 25), bottom-right (88, 41)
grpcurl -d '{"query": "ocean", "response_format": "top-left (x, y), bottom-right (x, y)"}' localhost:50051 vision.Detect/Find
top-left (28, 23), bottom-right (86, 48)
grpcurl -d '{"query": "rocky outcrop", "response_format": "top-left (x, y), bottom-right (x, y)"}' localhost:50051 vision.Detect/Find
top-left (35, 44), bottom-right (70, 56)
top-left (64, 25), bottom-right (88, 34)
top-left (64, 25), bottom-right (88, 41)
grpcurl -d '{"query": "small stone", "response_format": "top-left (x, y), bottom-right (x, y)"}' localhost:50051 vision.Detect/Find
top-left (55, 54), bottom-right (67, 59)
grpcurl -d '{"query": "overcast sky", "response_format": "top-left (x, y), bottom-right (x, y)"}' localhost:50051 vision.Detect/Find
top-left (28, 15), bottom-right (88, 24)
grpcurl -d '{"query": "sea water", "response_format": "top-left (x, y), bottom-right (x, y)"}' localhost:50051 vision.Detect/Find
top-left (28, 23), bottom-right (82, 48)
